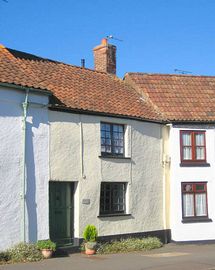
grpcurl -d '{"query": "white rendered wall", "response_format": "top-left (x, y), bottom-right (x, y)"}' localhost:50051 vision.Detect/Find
top-left (169, 125), bottom-right (215, 241)
top-left (0, 86), bottom-right (49, 250)
top-left (50, 111), bottom-right (164, 239)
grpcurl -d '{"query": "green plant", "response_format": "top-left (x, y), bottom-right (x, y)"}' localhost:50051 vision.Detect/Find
top-left (80, 242), bottom-right (86, 252)
top-left (97, 237), bottom-right (163, 254)
top-left (83, 225), bottom-right (98, 242)
top-left (8, 243), bottom-right (43, 262)
top-left (85, 241), bottom-right (97, 250)
top-left (0, 251), bottom-right (11, 263)
top-left (36, 239), bottom-right (56, 251)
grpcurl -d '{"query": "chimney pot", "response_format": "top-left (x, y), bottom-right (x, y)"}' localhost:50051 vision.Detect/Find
top-left (81, 58), bottom-right (85, 68)
top-left (101, 38), bottom-right (108, 46)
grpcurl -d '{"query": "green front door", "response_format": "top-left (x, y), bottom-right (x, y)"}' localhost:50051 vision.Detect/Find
top-left (49, 182), bottom-right (74, 245)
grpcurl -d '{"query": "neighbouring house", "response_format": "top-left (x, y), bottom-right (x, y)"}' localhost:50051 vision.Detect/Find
top-left (0, 45), bottom-right (50, 250)
top-left (125, 73), bottom-right (215, 242)
top-left (0, 40), bottom-right (170, 250)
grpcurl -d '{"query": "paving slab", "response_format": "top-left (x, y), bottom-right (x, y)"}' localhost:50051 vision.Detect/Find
top-left (1, 243), bottom-right (215, 270)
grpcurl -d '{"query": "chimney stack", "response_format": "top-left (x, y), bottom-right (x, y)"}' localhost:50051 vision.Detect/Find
top-left (93, 38), bottom-right (116, 75)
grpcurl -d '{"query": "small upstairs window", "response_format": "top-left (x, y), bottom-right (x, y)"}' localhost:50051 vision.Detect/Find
top-left (180, 130), bottom-right (206, 164)
top-left (101, 122), bottom-right (124, 156)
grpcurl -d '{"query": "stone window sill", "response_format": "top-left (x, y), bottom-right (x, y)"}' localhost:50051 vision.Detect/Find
top-left (182, 217), bottom-right (212, 223)
top-left (98, 214), bottom-right (132, 218)
top-left (99, 155), bottom-right (131, 160)
top-left (180, 162), bottom-right (210, 167)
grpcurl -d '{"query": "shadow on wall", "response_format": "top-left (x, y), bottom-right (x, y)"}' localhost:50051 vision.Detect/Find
top-left (25, 109), bottom-right (47, 243)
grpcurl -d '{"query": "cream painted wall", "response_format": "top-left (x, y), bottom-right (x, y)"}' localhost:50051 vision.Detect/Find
top-left (49, 111), bottom-right (164, 239)
top-left (169, 125), bottom-right (215, 241)
top-left (0, 87), bottom-right (49, 250)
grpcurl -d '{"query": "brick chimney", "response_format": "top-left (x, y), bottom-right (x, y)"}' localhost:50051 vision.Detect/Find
top-left (93, 38), bottom-right (116, 75)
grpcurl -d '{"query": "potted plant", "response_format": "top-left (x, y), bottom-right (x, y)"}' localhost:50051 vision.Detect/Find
top-left (37, 239), bottom-right (56, 259)
top-left (83, 224), bottom-right (98, 255)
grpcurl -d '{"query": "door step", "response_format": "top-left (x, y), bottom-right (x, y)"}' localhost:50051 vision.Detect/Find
top-left (55, 245), bottom-right (80, 256)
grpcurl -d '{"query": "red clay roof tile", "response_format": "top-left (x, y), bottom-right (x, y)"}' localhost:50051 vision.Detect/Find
top-left (0, 46), bottom-right (164, 122)
top-left (125, 73), bottom-right (215, 122)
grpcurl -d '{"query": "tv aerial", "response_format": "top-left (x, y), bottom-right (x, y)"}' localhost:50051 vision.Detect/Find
top-left (174, 69), bottom-right (192, 75)
top-left (106, 35), bottom-right (123, 42)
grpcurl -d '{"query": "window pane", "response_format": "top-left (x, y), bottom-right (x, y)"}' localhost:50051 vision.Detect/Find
top-left (119, 147), bottom-right (123, 154)
top-left (183, 183), bottom-right (193, 192)
top-left (195, 193), bottom-right (207, 216)
top-left (101, 123), bottom-right (108, 131)
top-left (101, 130), bottom-right (106, 138)
top-left (113, 125), bottom-right (119, 132)
top-left (101, 138), bottom-right (106, 145)
top-left (118, 126), bottom-right (123, 132)
top-left (105, 124), bottom-right (110, 131)
top-left (113, 132), bottom-right (119, 139)
top-left (183, 147), bottom-right (192, 160)
top-left (195, 147), bottom-right (205, 160)
top-left (183, 194), bottom-right (194, 217)
top-left (106, 139), bottom-right (111, 146)
top-left (182, 133), bottom-right (191, 146)
top-left (113, 146), bottom-right (123, 154)
top-left (106, 132), bottom-right (111, 139)
top-left (113, 147), bottom-right (118, 154)
top-left (196, 184), bottom-right (205, 191)
top-left (106, 146), bottom-right (111, 153)
top-left (195, 133), bottom-right (204, 146)
top-left (119, 133), bottom-right (124, 140)
top-left (114, 139), bottom-right (119, 146)
top-left (119, 140), bottom-right (124, 146)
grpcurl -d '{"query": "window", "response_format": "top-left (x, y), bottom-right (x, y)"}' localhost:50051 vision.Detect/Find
top-left (182, 182), bottom-right (208, 220)
top-left (101, 123), bottom-right (124, 156)
top-left (180, 130), bottom-right (206, 163)
top-left (100, 182), bottom-right (126, 215)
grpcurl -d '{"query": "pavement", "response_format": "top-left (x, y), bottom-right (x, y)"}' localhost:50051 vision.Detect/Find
top-left (1, 243), bottom-right (215, 270)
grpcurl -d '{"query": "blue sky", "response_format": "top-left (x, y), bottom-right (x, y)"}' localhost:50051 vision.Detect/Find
top-left (1, 0), bottom-right (215, 77)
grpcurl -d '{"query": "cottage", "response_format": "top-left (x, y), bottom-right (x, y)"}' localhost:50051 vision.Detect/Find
top-left (125, 73), bottom-right (215, 242)
top-left (0, 40), bottom-right (169, 249)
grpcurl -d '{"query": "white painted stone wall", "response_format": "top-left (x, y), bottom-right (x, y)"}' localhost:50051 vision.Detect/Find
top-left (0, 86), bottom-right (49, 250)
top-left (169, 125), bottom-right (215, 241)
top-left (50, 111), bottom-right (164, 239)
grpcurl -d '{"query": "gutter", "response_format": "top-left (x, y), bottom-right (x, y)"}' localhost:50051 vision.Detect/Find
top-left (49, 105), bottom-right (167, 125)
top-left (171, 120), bottom-right (215, 125)
top-left (0, 82), bottom-right (51, 96)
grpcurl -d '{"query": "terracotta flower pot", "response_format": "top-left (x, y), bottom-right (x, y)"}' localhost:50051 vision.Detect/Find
top-left (41, 249), bottom-right (54, 259)
top-left (84, 241), bottom-right (97, 255)
top-left (85, 248), bottom-right (96, 255)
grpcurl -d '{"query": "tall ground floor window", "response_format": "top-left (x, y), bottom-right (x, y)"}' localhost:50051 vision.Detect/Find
top-left (181, 182), bottom-right (208, 221)
top-left (100, 182), bottom-right (126, 215)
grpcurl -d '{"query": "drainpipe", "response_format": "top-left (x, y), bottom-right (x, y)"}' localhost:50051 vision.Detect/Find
top-left (162, 124), bottom-right (171, 244)
top-left (79, 114), bottom-right (86, 179)
top-left (21, 89), bottom-right (29, 243)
